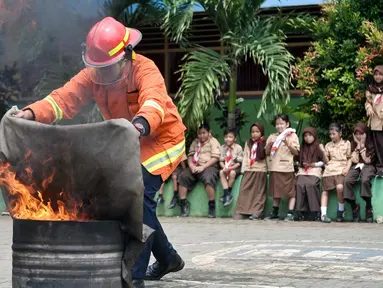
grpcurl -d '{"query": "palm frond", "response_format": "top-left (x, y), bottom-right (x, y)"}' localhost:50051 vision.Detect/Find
top-left (103, 0), bottom-right (138, 19)
top-left (103, 0), bottom-right (166, 28)
top-left (242, 0), bottom-right (266, 18)
top-left (161, 1), bottom-right (195, 46)
top-left (203, 0), bottom-right (265, 36)
top-left (225, 18), bottom-right (294, 116)
top-left (261, 10), bottom-right (315, 36)
top-left (176, 48), bottom-right (231, 130)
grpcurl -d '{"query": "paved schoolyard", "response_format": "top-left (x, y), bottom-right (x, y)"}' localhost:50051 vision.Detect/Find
top-left (1, 216), bottom-right (383, 287)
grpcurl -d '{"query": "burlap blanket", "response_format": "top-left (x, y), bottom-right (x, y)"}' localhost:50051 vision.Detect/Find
top-left (0, 106), bottom-right (151, 287)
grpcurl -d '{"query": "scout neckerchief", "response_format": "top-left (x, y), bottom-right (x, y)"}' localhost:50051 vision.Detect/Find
top-left (250, 137), bottom-right (264, 166)
top-left (271, 128), bottom-right (296, 157)
top-left (192, 135), bottom-right (211, 166)
top-left (224, 146), bottom-right (233, 179)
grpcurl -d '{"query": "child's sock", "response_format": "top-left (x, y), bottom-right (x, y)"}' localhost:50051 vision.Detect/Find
top-left (173, 190), bottom-right (179, 197)
top-left (208, 200), bottom-right (215, 207)
top-left (228, 187), bottom-right (232, 194)
top-left (321, 206), bottom-right (327, 217)
top-left (288, 210), bottom-right (294, 215)
top-left (180, 199), bottom-right (186, 206)
top-left (223, 188), bottom-right (229, 197)
top-left (338, 202), bottom-right (345, 212)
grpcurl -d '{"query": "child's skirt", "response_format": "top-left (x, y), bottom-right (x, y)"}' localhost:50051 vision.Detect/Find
top-left (269, 172), bottom-right (296, 199)
top-left (235, 171), bottom-right (267, 216)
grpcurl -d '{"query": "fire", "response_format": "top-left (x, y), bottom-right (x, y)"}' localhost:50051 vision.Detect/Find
top-left (0, 160), bottom-right (86, 221)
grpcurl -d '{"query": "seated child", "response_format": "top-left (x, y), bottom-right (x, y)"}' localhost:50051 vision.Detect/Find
top-left (219, 129), bottom-right (243, 207)
top-left (234, 123), bottom-right (267, 220)
top-left (178, 123), bottom-right (221, 218)
top-left (295, 127), bottom-right (325, 221)
top-left (321, 123), bottom-right (351, 223)
top-left (344, 123), bottom-right (376, 223)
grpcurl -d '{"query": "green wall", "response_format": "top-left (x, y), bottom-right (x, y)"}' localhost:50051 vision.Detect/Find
top-left (157, 177), bottom-right (383, 222)
top-left (208, 97), bottom-right (306, 146)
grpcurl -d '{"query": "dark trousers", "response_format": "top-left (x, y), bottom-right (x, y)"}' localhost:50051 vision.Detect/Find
top-left (131, 167), bottom-right (176, 279)
top-left (344, 165), bottom-right (376, 200)
top-left (295, 175), bottom-right (321, 212)
top-left (372, 131), bottom-right (383, 172)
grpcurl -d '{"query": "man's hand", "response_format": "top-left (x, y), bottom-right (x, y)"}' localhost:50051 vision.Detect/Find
top-left (342, 168), bottom-right (349, 176)
top-left (133, 123), bottom-right (144, 138)
top-left (319, 144), bottom-right (325, 152)
top-left (13, 110), bottom-right (34, 120)
top-left (133, 128), bottom-right (141, 138)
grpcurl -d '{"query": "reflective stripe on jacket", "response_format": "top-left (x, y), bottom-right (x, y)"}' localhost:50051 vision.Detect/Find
top-left (26, 54), bottom-right (186, 180)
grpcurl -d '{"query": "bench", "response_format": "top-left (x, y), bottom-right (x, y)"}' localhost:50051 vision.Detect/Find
top-left (1, 178), bottom-right (381, 221)
top-left (156, 176), bottom-right (383, 221)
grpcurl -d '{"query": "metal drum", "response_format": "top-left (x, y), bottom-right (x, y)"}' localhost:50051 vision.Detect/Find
top-left (12, 219), bottom-right (124, 288)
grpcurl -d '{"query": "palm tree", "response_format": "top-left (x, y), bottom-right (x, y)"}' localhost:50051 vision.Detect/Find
top-left (103, 0), bottom-right (166, 28)
top-left (162, 0), bottom-right (294, 130)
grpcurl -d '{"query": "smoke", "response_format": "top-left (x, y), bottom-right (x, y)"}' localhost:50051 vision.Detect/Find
top-left (0, 0), bottom-right (105, 99)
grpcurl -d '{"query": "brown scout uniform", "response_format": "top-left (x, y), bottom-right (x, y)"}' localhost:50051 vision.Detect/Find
top-left (344, 145), bottom-right (376, 201)
top-left (219, 143), bottom-right (243, 176)
top-left (178, 137), bottom-right (221, 190)
top-left (322, 140), bottom-right (351, 191)
top-left (365, 89), bottom-right (383, 171)
top-left (235, 143), bottom-right (267, 217)
top-left (266, 132), bottom-right (300, 199)
top-left (295, 160), bottom-right (323, 213)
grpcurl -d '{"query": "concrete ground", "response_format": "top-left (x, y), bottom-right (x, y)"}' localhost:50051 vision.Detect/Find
top-left (2, 217), bottom-right (383, 288)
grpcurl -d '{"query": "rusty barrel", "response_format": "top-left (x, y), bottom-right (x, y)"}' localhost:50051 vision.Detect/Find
top-left (12, 219), bottom-right (124, 288)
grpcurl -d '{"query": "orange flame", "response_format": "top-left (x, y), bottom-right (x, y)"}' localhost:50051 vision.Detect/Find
top-left (0, 161), bottom-right (87, 221)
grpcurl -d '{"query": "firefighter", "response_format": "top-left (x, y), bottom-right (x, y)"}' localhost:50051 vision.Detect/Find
top-left (14, 17), bottom-right (186, 288)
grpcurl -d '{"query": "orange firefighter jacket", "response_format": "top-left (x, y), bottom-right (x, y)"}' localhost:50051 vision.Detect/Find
top-left (26, 54), bottom-right (186, 181)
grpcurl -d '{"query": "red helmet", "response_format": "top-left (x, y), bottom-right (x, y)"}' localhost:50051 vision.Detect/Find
top-left (82, 17), bottom-right (142, 85)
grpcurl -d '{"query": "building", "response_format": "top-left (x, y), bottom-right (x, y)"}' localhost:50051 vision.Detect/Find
top-left (134, 4), bottom-right (322, 98)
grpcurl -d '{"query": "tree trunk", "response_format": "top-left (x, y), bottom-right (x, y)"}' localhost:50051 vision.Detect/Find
top-left (227, 64), bottom-right (237, 130)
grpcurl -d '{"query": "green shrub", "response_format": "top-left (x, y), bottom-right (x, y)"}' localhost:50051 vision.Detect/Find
top-left (294, 0), bottom-right (383, 141)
